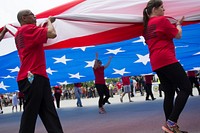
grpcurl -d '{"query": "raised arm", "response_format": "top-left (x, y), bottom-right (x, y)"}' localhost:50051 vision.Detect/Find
top-left (0, 26), bottom-right (8, 41)
top-left (104, 56), bottom-right (113, 69)
top-left (175, 16), bottom-right (184, 39)
top-left (93, 52), bottom-right (99, 69)
top-left (47, 16), bottom-right (57, 39)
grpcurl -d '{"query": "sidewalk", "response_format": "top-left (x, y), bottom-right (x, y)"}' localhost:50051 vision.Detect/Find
top-left (0, 89), bottom-right (200, 133)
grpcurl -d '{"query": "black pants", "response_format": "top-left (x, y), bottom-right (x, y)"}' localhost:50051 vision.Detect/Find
top-left (18, 75), bottom-right (63, 133)
top-left (95, 84), bottom-right (110, 108)
top-left (54, 93), bottom-right (61, 108)
top-left (145, 83), bottom-right (155, 100)
top-left (155, 62), bottom-right (191, 123)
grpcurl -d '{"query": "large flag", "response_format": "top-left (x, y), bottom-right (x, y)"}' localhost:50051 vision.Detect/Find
top-left (0, 0), bottom-right (200, 93)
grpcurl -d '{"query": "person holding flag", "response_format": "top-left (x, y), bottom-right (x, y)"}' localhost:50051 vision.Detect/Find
top-left (143, 0), bottom-right (191, 132)
top-left (93, 52), bottom-right (112, 114)
top-left (0, 9), bottom-right (64, 133)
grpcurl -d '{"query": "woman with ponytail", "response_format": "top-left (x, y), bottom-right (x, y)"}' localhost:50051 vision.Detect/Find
top-left (143, 0), bottom-right (191, 133)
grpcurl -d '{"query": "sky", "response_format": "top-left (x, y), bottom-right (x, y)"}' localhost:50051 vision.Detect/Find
top-left (0, 0), bottom-right (72, 27)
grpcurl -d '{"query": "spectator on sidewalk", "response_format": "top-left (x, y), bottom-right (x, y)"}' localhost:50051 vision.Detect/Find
top-left (120, 76), bottom-right (133, 103)
top-left (144, 75), bottom-right (156, 101)
top-left (18, 91), bottom-right (25, 111)
top-left (54, 85), bottom-right (62, 108)
top-left (187, 70), bottom-right (200, 96)
top-left (74, 83), bottom-right (83, 107)
top-left (0, 94), bottom-right (3, 114)
top-left (12, 93), bottom-right (18, 112)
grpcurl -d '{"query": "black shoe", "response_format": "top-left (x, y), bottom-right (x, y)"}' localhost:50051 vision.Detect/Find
top-left (146, 98), bottom-right (150, 101)
top-left (152, 98), bottom-right (156, 101)
top-left (106, 101), bottom-right (111, 104)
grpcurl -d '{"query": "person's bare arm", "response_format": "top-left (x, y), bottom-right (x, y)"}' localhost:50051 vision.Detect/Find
top-left (93, 52), bottom-right (99, 69)
top-left (47, 16), bottom-right (57, 39)
top-left (104, 56), bottom-right (113, 69)
top-left (175, 16), bottom-right (184, 39)
top-left (0, 26), bottom-right (8, 41)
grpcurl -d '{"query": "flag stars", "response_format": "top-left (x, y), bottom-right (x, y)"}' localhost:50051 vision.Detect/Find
top-left (72, 46), bottom-right (94, 51)
top-left (0, 81), bottom-right (9, 90)
top-left (53, 55), bottom-right (73, 64)
top-left (69, 72), bottom-right (85, 79)
top-left (57, 81), bottom-right (71, 85)
top-left (192, 67), bottom-right (200, 70)
top-left (112, 68), bottom-right (130, 76)
top-left (132, 36), bottom-right (146, 45)
top-left (1, 75), bottom-right (15, 79)
top-left (46, 67), bottom-right (57, 75)
top-left (134, 54), bottom-right (150, 65)
top-left (194, 51), bottom-right (200, 55)
top-left (85, 60), bottom-right (95, 68)
top-left (105, 48), bottom-right (125, 55)
top-left (7, 66), bottom-right (20, 73)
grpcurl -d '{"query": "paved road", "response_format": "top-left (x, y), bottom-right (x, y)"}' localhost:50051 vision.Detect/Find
top-left (0, 90), bottom-right (200, 133)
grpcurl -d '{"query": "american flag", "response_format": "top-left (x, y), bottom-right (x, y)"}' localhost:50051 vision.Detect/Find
top-left (0, 0), bottom-right (200, 93)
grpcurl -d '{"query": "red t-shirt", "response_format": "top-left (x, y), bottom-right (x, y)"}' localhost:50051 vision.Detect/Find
top-left (121, 76), bottom-right (130, 85)
top-left (144, 16), bottom-right (178, 71)
top-left (116, 82), bottom-right (122, 90)
top-left (144, 75), bottom-right (153, 84)
top-left (187, 71), bottom-right (196, 77)
top-left (74, 83), bottom-right (82, 87)
top-left (18, 92), bottom-right (24, 98)
top-left (93, 66), bottom-right (105, 84)
top-left (54, 87), bottom-right (62, 94)
top-left (15, 24), bottom-right (48, 81)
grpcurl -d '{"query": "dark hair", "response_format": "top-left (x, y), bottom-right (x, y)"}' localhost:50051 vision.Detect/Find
top-left (97, 59), bottom-right (102, 64)
top-left (143, 0), bottom-right (163, 33)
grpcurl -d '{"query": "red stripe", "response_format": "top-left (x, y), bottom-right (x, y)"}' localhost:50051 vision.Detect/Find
top-left (44, 24), bottom-right (143, 49)
top-left (36, 0), bottom-right (85, 19)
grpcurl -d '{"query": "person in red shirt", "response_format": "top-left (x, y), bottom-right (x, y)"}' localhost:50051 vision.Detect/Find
top-left (0, 9), bottom-right (64, 133)
top-left (54, 85), bottom-right (62, 108)
top-left (187, 70), bottom-right (200, 96)
top-left (144, 75), bottom-right (156, 101)
top-left (120, 76), bottom-right (133, 103)
top-left (18, 91), bottom-right (25, 111)
top-left (93, 52), bottom-right (112, 114)
top-left (116, 81), bottom-right (122, 95)
top-left (143, 0), bottom-right (191, 132)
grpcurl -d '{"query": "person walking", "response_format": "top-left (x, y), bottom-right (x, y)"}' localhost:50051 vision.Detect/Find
top-left (0, 94), bottom-right (3, 114)
top-left (0, 9), bottom-right (64, 133)
top-left (187, 70), bottom-right (200, 96)
top-left (93, 52), bottom-right (112, 114)
top-left (74, 82), bottom-right (83, 107)
top-left (18, 91), bottom-right (25, 111)
top-left (12, 93), bottom-right (18, 112)
top-left (54, 85), bottom-right (62, 108)
top-left (120, 76), bottom-right (133, 103)
top-left (144, 75), bottom-right (156, 101)
top-left (143, 0), bottom-right (191, 132)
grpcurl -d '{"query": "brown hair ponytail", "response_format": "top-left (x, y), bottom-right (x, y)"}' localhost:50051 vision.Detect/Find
top-left (143, 0), bottom-right (163, 34)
